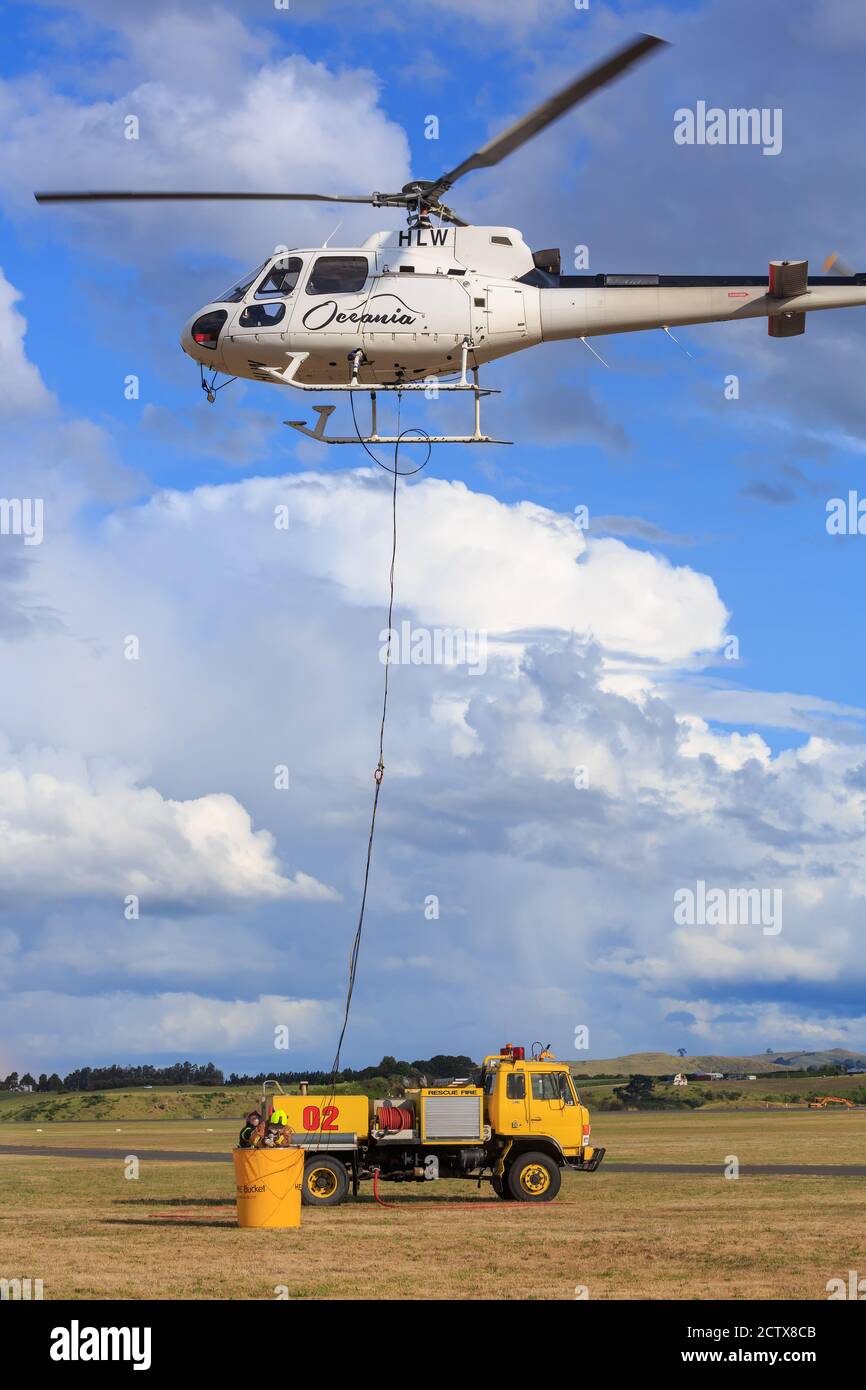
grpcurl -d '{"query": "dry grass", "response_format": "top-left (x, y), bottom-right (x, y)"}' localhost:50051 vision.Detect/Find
top-left (1, 1110), bottom-right (865, 1299)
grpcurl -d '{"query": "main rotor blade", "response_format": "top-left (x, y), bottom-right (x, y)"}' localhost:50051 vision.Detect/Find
top-left (425, 32), bottom-right (669, 200)
top-left (34, 190), bottom-right (386, 205)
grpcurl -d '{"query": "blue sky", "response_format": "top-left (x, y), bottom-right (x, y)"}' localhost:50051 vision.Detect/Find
top-left (1, 0), bottom-right (865, 1076)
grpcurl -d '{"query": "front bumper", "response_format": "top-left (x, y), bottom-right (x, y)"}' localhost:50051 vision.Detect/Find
top-left (567, 1146), bottom-right (606, 1173)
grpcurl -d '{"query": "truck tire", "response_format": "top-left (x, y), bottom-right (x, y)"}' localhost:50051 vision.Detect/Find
top-left (491, 1175), bottom-right (513, 1200)
top-left (507, 1151), bottom-right (561, 1202)
top-left (302, 1155), bottom-right (349, 1207)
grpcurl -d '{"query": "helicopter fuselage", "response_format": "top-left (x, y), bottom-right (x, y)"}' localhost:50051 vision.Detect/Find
top-left (181, 225), bottom-right (539, 388)
top-left (181, 224), bottom-right (866, 394)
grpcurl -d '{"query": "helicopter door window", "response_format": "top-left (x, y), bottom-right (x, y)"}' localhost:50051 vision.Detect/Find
top-left (214, 261), bottom-right (269, 303)
top-left (238, 302), bottom-right (286, 328)
top-left (255, 257), bottom-right (304, 298)
top-left (306, 256), bottom-right (369, 295)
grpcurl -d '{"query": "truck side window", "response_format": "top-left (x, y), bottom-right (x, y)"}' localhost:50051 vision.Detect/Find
top-left (506, 1073), bottom-right (525, 1100)
top-left (558, 1073), bottom-right (575, 1106)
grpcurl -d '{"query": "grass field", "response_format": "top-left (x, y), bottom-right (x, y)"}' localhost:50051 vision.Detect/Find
top-left (2, 1108), bottom-right (865, 1162)
top-left (1, 1110), bottom-right (864, 1300)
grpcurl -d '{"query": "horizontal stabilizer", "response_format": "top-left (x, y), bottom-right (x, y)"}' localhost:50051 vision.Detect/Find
top-left (769, 310), bottom-right (805, 338)
top-left (769, 259), bottom-right (808, 298)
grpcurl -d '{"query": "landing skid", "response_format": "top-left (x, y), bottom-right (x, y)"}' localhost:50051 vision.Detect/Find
top-left (278, 342), bottom-right (511, 446)
top-left (286, 401), bottom-right (511, 447)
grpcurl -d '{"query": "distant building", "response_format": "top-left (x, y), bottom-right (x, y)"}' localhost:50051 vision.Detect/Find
top-left (673, 1073), bottom-right (688, 1087)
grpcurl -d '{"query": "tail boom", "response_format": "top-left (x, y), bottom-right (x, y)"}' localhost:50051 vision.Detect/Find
top-left (538, 265), bottom-right (866, 341)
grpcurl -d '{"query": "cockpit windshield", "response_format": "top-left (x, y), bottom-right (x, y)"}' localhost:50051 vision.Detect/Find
top-left (213, 261), bottom-right (269, 304)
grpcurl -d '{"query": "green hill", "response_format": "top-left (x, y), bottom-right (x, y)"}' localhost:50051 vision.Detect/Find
top-left (569, 1049), bottom-right (866, 1076)
top-left (0, 1080), bottom-right (369, 1124)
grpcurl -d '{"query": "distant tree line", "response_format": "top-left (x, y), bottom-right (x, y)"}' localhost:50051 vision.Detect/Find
top-left (226, 1054), bottom-right (478, 1086)
top-left (1, 1055), bottom-right (478, 1094)
top-left (3, 1071), bottom-right (65, 1092)
top-left (1, 1062), bottom-right (225, 1092)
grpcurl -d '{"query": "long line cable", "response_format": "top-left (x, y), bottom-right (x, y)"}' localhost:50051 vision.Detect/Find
top-left (303, 390), bottom-right (431, 1164)
top-left (326, 439), bottom-right (398, 1082)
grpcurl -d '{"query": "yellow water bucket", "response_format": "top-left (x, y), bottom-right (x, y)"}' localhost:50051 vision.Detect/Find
top-left (232, 1146), bottom-right (304, 1229)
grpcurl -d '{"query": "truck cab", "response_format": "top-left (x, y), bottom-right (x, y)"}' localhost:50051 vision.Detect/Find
top-left (481, 1044), bottom-right (603, 1200)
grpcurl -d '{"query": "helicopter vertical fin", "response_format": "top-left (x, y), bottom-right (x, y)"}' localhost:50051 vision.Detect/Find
top-left (768, 259), bottom-right (808, 298)
top-left (768, 259), bottom-right (808, 336)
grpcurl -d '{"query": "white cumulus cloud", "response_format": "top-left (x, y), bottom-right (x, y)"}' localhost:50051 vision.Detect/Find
top-left (0, 759), bottom-right (339, 906)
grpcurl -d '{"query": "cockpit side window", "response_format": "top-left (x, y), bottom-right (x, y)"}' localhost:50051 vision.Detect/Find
top-left (306, 256), bottom-right (369, 295)
top-left (255, 257), bottom-right (304, 298)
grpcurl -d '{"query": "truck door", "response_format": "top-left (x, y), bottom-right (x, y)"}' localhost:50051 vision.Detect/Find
top-left (528, 1069), bottom-right (578, 1148)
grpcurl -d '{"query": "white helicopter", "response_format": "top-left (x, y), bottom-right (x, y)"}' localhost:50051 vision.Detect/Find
top-left (36, 34), bottom-right (866, 446)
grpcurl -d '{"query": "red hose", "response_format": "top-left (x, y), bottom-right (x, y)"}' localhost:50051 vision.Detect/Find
top-left (377, 1104), bottom-right (413, 1131)
top-left (372, 1168), bottom-right (396, 1207)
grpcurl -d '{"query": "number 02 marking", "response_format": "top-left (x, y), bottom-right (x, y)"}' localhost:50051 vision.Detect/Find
top-left (301, 1104), bottom-right (339, 1132)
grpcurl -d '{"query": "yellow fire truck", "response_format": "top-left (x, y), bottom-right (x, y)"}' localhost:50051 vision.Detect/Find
top-left (267, 1043), bottom-right (605, 1206)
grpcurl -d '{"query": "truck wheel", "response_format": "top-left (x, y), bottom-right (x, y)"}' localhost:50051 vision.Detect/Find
top-left (491, 1175), bottom-right (513, 1200)
top-left (302, 1156), bottom-right (349, 1207)
top-left (507, 1151), bottom-right (561, 1203)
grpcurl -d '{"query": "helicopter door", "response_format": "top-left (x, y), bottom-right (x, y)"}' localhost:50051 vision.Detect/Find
top-left (221, 256), bottom-right (305, 371)
top-left (298, 254), bottom-right (373, 345)
top-left (361, 272), bottom-right (471, 372)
